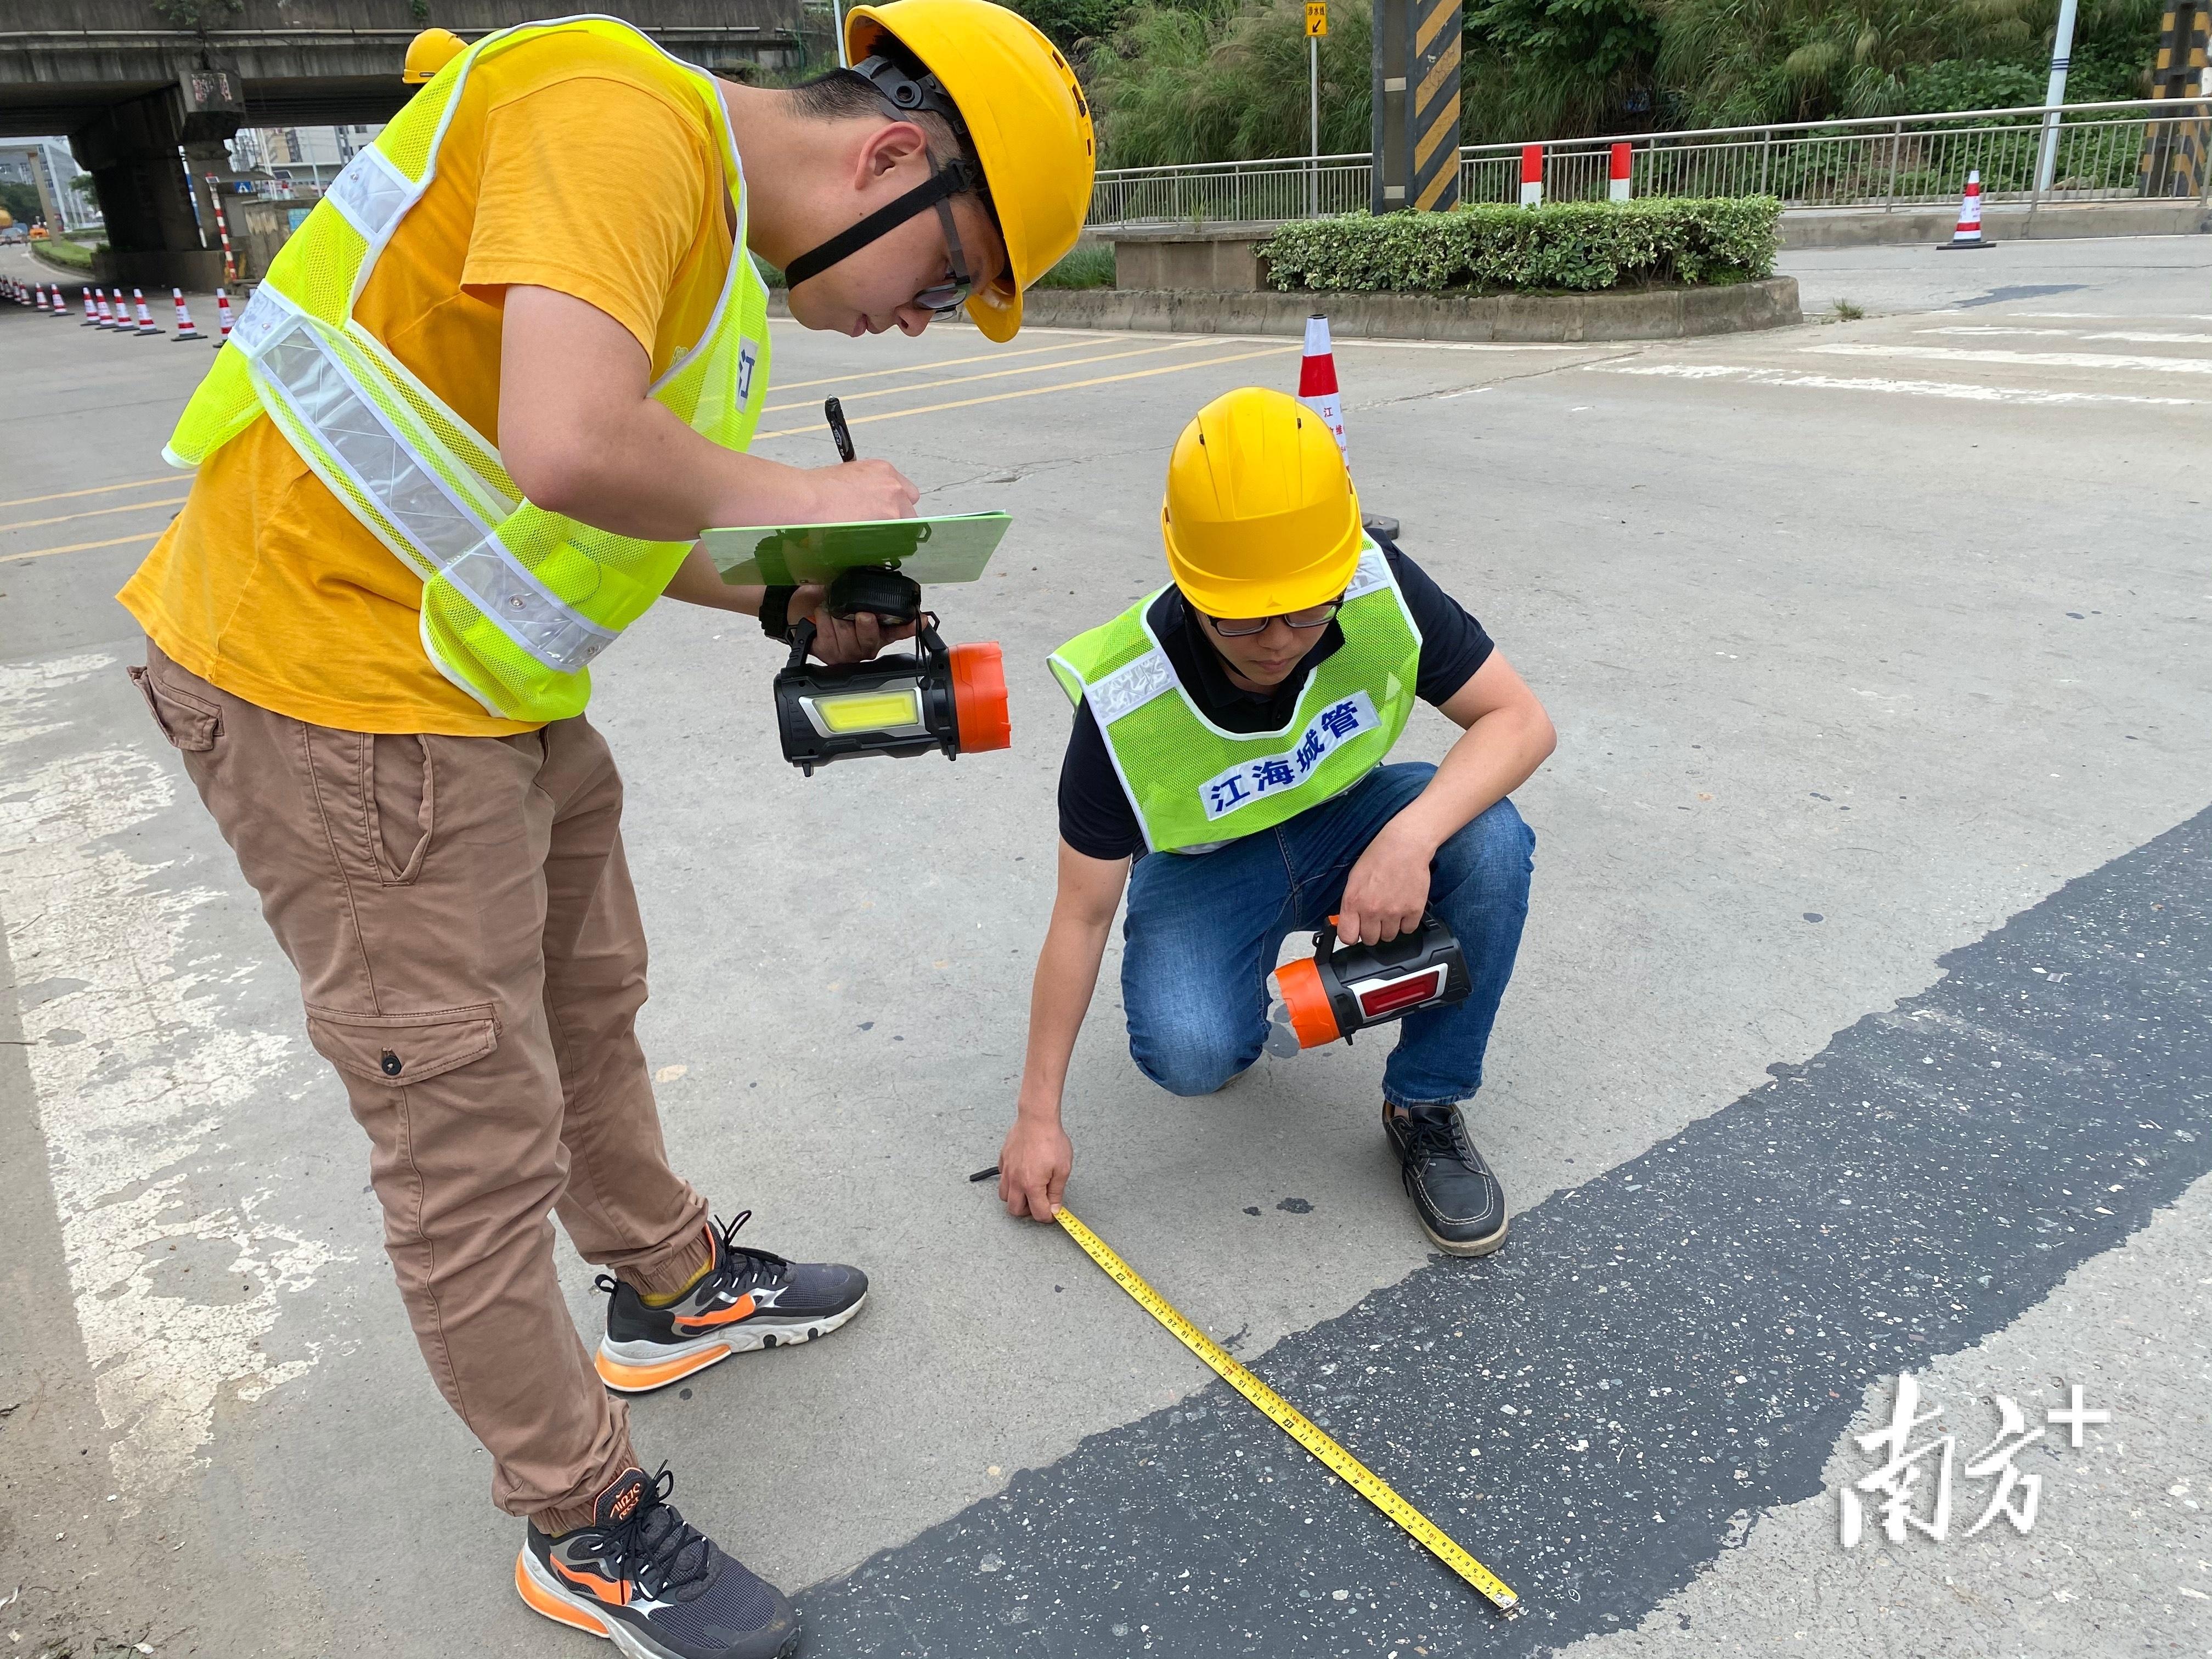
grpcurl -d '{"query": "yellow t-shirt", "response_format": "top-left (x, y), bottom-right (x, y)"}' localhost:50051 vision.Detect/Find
top-left (119, 32), bottom-right (736, 735)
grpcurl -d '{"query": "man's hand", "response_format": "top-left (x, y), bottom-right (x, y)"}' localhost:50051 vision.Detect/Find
top-left (789, 584), bottom-right (918, 663)
top-left (997, 1116), bottom-right (1073, 1222)
top-left (1336, 822), bottom-right (1434, 945)
top-left (799, 457), bottom-right (921, 523)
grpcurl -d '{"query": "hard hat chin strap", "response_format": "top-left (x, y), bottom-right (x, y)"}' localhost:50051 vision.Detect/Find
top-left (781, 158), bottom-right (974, 291)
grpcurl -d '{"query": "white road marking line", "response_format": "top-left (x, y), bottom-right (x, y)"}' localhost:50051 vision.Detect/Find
top-left (1591, 361), bottom-right (2199, 406)
top-left (0, 655), bottom-right (344, 1506)
top-left (1803, 343), bottom-right (2212, 375)
top-left (2080, 330), bottom-right (2212, 345)
top-left (1919, 326), bottom-right (2083, 337)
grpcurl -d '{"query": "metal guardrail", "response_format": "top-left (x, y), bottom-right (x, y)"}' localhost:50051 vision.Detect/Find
top-left (1087, 98), bottom-right (2212, 227)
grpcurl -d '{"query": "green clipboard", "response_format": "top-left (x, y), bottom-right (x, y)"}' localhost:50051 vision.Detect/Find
top-left (701, 512), bottom-right (1012, 588)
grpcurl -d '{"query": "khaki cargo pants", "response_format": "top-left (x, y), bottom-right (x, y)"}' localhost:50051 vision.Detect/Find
top-left (133, 642), bottom-right (712, 1533)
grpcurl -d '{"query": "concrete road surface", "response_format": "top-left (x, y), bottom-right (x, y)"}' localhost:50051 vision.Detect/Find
top-left (2, 234), bottom-right (2208, 1658)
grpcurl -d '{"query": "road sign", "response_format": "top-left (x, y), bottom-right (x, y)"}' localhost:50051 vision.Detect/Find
top-left (1306, 1), bottom-right (1328, 35)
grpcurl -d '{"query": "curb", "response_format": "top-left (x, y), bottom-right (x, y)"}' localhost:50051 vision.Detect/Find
top-left (994, 276), bottom-right (1802, 343)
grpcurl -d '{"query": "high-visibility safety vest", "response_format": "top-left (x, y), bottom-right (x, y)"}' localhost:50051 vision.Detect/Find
top-left (161, 15), bottom-right (771, 724)
top-left (1047, 540), bottom-right (1422, 854)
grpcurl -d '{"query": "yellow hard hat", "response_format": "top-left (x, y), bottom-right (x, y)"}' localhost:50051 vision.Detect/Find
top-left (1162, 387), bottom-right (1361, 618)
top-left (403, 27), bottom-right (467, 84)
top-left (845, 0), bottom-right (1094, 342)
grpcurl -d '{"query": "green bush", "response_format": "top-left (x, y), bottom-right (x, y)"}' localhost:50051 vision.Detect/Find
top-left (33, 235), bottom-right (97, 272)
top-left (1260, 197), bottom-right (1781, 295)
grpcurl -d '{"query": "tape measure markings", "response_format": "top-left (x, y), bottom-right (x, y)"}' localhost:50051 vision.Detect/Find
top-left (1052, 1206), bottom-right (1521, 1617)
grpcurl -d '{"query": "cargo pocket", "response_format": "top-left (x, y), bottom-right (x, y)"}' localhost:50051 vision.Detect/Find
top-left (304, 1003), bottom-right (500, 1087)
top-left (128, 664), bottom-right (221, 752)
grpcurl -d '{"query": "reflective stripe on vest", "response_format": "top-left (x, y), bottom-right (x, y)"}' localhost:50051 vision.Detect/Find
top-left (1047, 544), bottom-right (1423, 854)
top-left (160, 15), bottom-right (772, 723)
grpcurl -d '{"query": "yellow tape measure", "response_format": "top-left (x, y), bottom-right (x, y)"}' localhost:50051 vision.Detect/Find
top-left (1053, 1206), bottom-right (1521, 1618)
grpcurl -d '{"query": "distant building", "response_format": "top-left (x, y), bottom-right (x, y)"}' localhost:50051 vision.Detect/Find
top-left (229, 125), bottom-right (385, 189)
top-left (0, 136), bottom-right (97, 231)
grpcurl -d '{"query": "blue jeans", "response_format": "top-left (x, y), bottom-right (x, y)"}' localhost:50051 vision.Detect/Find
top-left (1121, 763), bottom-right (1535, 1109)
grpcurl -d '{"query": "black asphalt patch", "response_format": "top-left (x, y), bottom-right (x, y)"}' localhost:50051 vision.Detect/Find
top-left (798, 805), bottom-right (2211, 1656)
top-left (1956, 283), bottom-right (2092, 308)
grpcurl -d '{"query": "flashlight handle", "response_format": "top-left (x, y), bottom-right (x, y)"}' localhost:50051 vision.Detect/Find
top-left (825, 397), bottom-right (856, 464)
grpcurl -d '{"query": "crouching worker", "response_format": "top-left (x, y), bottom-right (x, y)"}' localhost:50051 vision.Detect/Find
top-left (995, 387), bottom-right (1556, 1254)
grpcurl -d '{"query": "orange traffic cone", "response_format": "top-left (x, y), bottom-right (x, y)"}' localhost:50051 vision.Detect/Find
top-left (171, 288), bottom-right (206, 340)
top-left (213, 287), bottom-right (235, 347)
top-left (1296, 312), bottom-right (1347, 458)
top-left (132, 288), bottom-right (164, 335)
top-left (1940, 170), bottom-right (1991, 250)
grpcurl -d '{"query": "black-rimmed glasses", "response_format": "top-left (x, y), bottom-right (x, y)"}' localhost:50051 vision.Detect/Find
top-left (1204, 597), bottom-right (1347, 638)
top-left (912, 198), bottom-right (973, 317)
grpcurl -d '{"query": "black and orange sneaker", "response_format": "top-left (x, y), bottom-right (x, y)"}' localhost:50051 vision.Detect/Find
top-left (517, 1466), bottom-right (800, 1659)
top-left (594, 1211), bottom-right (867, 1395)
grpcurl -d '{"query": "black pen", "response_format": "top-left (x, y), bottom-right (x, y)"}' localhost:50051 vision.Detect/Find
top-left (824, 396), bottom-right (856, 464)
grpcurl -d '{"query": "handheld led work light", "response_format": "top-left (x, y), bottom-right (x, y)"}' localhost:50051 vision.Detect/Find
top-left (699, 504), bottom-right (1018, 781)
top-left (772, 567), bottom-right (1010, 776)
top-left (1264, 915), bottom-right (1471, 1054)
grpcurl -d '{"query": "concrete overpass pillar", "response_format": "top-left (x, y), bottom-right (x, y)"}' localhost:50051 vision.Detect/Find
top-left (68, 60), bottom-right (242, 293)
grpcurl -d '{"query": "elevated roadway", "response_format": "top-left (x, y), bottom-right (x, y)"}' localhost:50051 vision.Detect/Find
top-left (0, 0), bottom-right (809, 289)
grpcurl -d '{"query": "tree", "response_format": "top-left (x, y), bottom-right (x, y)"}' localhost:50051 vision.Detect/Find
top-left (0, 182), bottom-right (43, 229)
top-left (1087, 0), bottom-right (1373, 166)
top-left (1461, 0), bottom-right (1664, 141)
top-left (1652, 0), bottom-right (2157, 126)
top-left (1003, 0), bottom-right (1133, 52)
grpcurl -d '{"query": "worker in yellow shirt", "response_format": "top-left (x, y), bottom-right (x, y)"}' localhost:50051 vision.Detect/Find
top-left (116, 7), bottom-right (1092, 1654)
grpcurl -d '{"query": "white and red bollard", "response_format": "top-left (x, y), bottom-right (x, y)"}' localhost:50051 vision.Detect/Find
top-left (132, 288), bottom-right (165, 335)
top-left (1296, 311), bottom-right (1347, 459)
top-left (81, 286), bottom-right (101, 326)
top-left (171, 288), bottom-right (206, 340)
top-left (94, 287), bottom-right (120, 328)
top-left (49, 284), bottom-right (69, 318)
top-left (1520, 144), bottom-right (1544, 208)
top-left (1940, 170), bottom-right (1990, 250)
top-left (213, 287), bottom-right (235, 346)
top-left (33, 283), bottom-right (49, 312)
top-left (204, 174), bottom-right (237, 286)
top-left (1609, 142), bottom-right (1633, 202)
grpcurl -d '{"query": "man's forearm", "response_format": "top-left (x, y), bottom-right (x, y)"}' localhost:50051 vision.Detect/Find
top-left (1016, 914), bottom-right (1115, 1123)
top-left (524, 398), bottom-right (827, 542)
top-left (661, 546), bottom-right (763, 614)
top-left (497, 285), bottom-right (920, 541)
top-left (1387, 705), bottom-right (1555, 854)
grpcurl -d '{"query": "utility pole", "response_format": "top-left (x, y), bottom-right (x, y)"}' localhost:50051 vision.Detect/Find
top-left (1306, 1), bottom-right (1327, 217)
top-left (2034, 0), bottom-right (2080, 194)
top-left (1369, 0), bottom-right (1462, 213)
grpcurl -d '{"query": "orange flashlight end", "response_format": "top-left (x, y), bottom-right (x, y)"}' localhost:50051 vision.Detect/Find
top-left (1274, 956), bottom-right (1341, 1049)
top-left (949, 641), bottom-right (1012, 754)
